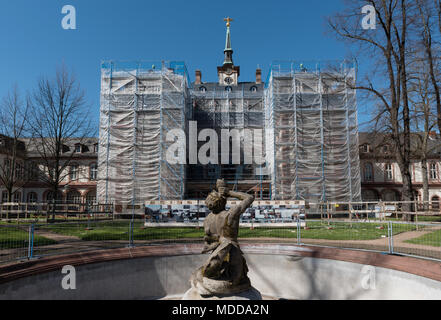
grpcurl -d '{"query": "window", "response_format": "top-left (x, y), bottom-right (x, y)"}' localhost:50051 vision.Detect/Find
top-left (225, 86), bottom-right (232, 92)
top-left (15, 163), bottom-right (23, 180)
top-left (28, 162), bottom-right (39, 181)
top-left (3, 159), bottom-right (10, 175)
top-left (385, 163), bottom-right (393, 181)
top-left (27, 192), bottom-right (38, 203)
top-left (432, 196), bottom-right (440, 210)
top-left (70, 164), bottom-right (79, 181)
top-left (67, 191), bottom-right (82, 204)
top-left (360, 144), bottom-right (371, 153)
top-left (382, 145), bottom-right (390, 153)
top-left (364, 163), bottom-right (373, 182)
top-left (13, 192), bottom-right (21, 203)
top-left (1, 191), bottom-right (8, 203)
top-left (86, 191), bottom-right (96, 204)
top-left (93, 143), bottom-right (98, 153)
top-left (250, 86), bottom-right (258, 92)
top-left (430, 163), bottom-right (438, 180)
top-left (90, 163), bottom-right (98, 181)
top-left (199, 86), bottom-right (207, 92)
top-left (46, 191), bottom-right (63, 203)
top-left (75, 144), bottom-right (82, 153)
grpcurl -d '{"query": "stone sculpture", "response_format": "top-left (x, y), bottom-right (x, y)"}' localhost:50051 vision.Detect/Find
top-left (183, 179), bottom-right (261, 300)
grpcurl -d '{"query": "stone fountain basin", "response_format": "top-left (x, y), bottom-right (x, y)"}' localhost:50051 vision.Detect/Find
top-left (1, 243), bottom-right (441, 300)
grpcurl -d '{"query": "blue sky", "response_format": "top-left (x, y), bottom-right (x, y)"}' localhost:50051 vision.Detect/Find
top-left (0, 0), bottom-right (368, 129)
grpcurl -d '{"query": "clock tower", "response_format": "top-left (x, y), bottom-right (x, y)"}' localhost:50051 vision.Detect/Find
top-left (217, 17), bottom-right (240, 86)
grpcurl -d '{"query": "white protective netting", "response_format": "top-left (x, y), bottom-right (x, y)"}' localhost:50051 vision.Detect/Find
top-left (97, 61), bottom-right (190, 205)
top-left (265, 61), bottom-right (361, 202)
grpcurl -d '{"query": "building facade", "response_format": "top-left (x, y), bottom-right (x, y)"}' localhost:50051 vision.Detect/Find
top-left (0, 137), bottom-right (98, 204)
top-left (97, 21), bottom-right (362, 204)
top-left (359, 133), bottom-right (441, 208)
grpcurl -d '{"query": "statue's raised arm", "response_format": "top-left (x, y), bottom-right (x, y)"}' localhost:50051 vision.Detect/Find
top-left (216, 179), bottom-right (254, 219)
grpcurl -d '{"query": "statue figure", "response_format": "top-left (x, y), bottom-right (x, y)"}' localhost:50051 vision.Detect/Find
top-left (186, 179), bottom-right (258, 298)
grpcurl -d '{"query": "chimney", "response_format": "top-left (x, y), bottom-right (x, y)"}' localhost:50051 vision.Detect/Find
top-left (255, 68), bottom-right (262, 84)
top-left (195, 70), bottom-right (202, 84)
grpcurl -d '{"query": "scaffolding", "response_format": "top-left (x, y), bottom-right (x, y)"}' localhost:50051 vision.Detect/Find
top-left (187, 83), bottom-right (270, 197)
top-left (97, 61), bottom-right (191, 204)
top-left (265, 61), bottom-right (361, 202)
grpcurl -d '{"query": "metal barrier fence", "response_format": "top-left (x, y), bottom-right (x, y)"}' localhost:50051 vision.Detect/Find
top-left (1, 218), bottom-right (440, 265)
top-left (0, 203), bottom-right (114, 220)
top-left (1, 200), bottom-right (440, 222)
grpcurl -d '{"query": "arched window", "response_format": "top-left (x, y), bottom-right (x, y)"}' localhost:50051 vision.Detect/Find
top-left (90, 163), bottom-right (98, 181)
top-left (362, 189), bottom-right (380, 201)
top-left (199, 86), bottom-right (207, 92)
top-left (27, 192), bottom-right (38, 203)
top-left (46, 191), bottom-right (63, 203)
top-left (86, 191), bottom-right (96, 204)
top-left (250, 86), bottom-right (258, 92)
top-left (67, 191), bottom-right (82, 204)
top-left (382, 189), bottom-right (400, 201)
top-left (13, 192), bottom-right (22, 203)
top-left (1, 191), bottom-right (8, 203)
top-left (432, 196), bottom-right (440, 210)
top-left (364, 163), bottom-right (373, 182)
top-left (225, 86), bottom-right (232, 92)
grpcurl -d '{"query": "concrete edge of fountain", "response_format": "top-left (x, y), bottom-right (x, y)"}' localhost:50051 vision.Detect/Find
top-left (1, 242), bottom-right (441, 285)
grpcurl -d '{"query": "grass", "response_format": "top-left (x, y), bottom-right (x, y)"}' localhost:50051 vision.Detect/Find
top-left (41, 220), bottom-right (415, 242)
top-left (405, 229), bottom-right (441, 247)
top-left (0, 226), bottom-right (57, 249)
top-left (242, 221), bottom-right (414, 241)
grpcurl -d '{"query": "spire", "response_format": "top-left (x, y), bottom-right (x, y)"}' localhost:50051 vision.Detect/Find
top-left (223, 17), bottom-right (234, 66)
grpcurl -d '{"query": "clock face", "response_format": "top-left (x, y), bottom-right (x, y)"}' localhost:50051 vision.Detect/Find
top-left (224, 76), bottom-right (233, 84)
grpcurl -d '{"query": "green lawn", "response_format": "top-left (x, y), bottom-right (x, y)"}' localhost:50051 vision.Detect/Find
top-left (0, 227), bottom-right (57, 249)
top-left (405, 229), bottom-right (441, 247)
top-left (42, 221), bottom-right (415, 242)
top-left (241, 221), bottom-right (414, 241)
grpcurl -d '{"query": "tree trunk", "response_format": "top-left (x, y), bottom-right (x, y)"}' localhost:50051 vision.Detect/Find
top-left (401, 169), bottom-right (415, 221)
top-left (421, 158), bottom-right (429, 210)
top-left (51, 186), bottom-right (58, 222)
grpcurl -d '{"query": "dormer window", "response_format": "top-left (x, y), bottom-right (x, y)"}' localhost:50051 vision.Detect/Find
top-left (199, 86), bottom-right (207, 92)
top-left (75, 144), bottom-right (82, 153)
top-left (360, 144), bottom-right (371, 153)
top-left (93, 143), bottom-right (98, 153)
top-left (382, 145), bottom-right (390, 153)
top-left (225, 86), bottom-right (232, 92)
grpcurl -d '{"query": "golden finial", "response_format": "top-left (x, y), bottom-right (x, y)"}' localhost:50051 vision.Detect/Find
top-left (224, 17), bottom-right (233, 28)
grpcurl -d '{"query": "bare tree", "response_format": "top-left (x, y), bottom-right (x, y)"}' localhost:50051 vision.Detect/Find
top-left (329, 0), bottom-right (417, 219)
top-left (436, 0), bottom-right (441, 32)
top-left (27, 65), bottom-right (93, 221)
top-left (0, 85), bottom-right (29, 203)
top-left (408, 63), bottom-right (438, 208)
top-left (414, 0), bottom-right (441, 134)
